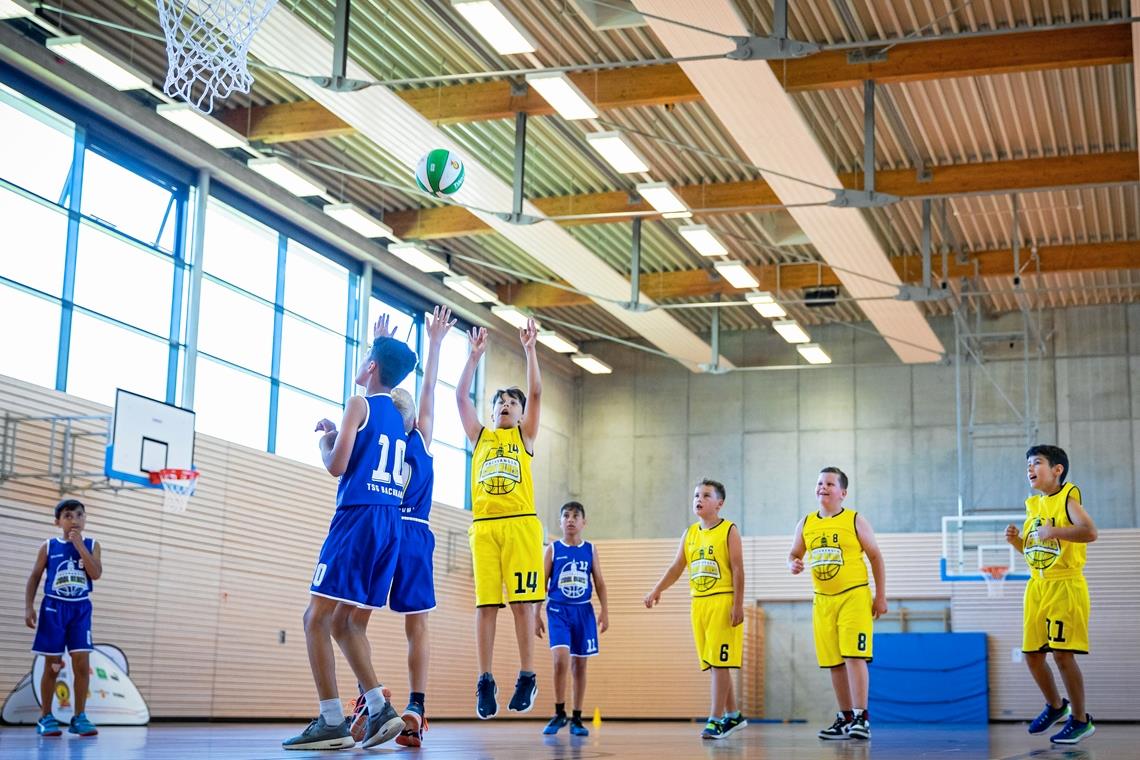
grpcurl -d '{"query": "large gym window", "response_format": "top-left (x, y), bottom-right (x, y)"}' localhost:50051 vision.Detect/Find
top-left (0, 284), bottom-right (60, 389)
top-left (0, 83), bottom-right (74, 203)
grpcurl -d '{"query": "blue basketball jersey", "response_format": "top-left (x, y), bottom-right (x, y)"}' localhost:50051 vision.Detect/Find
top-left (336, 394), bottom-right (408, 509)
top-left (400, 428), bottom-right (434, 522)
top-left (43, 537), bottom-right (95, 601)
top-left (548, 540), bottom-right (593, 604)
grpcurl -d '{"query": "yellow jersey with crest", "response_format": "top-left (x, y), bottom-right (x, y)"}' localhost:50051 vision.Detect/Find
top-left (1023, 482), bottom-right (1085, 580)
top-left (470, 426), bottom-right (535, 520)
top-left (685, 519), bottom-right (735, 597)
top-left (803, 508), bottom-right (869, 596)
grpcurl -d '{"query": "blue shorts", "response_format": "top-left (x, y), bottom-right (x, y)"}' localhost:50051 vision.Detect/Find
top-left (547, 602), bottom-right (598, 657)
top-left (389, 519), bottom-right (436, 614)
top-left (310, 505), bottom-right (400, 609)
top-left (32, 597), bottom-right (93, 655)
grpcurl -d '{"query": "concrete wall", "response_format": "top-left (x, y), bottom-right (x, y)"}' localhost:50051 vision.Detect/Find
top-left (576, 304), bottom-right (1140, 539)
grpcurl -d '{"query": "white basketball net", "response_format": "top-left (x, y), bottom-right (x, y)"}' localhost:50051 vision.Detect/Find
top-left (981, 566), bottom-right (1008, 598)
top-left (157, 469), bottom-right (199, 514)
top-left (155, 0), bottom-right (279, 113)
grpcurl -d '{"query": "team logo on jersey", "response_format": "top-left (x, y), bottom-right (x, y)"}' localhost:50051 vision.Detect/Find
top-left (557, 559), bottom-right (590, 599)
top-left (1023, 518), bottom-right (1061, 570)
top-left (689, 546), bottom-right (721, 592)
top-left (478, 445), bottom-right (521, 495)
top-left (809, 535), bottom-right (844, 581)
top-left (51, 558), bottom-right (88, 598)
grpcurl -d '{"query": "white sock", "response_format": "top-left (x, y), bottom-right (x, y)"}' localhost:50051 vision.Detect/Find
top-left (363, 687), bottom-right (386, 715)
top-left (853, 708), bottom-right (865, 717)
top-left (319, 698), bottom-right (343, 726)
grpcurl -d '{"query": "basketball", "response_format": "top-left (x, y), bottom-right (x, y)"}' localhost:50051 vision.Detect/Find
top-left (415, 149), bottom-right (465, 196)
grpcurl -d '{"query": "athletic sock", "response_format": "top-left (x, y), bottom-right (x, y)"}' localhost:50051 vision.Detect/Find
top-left (555, 703), bottom-right (566, 718)
top-left (520, 670), bottom-right (536, 678)
top-left (853, 708), bottom-right (867, 719)
top-left (363, 687), bottom-right (387, 715)
top-left (410, 692), bottom-right (425, 711)
top-left (572, 709), bottom-right (582, 721)
top-left (319, 698), bottom-right (344, 726)
top-left (723, 710), bottom-right (741, 720)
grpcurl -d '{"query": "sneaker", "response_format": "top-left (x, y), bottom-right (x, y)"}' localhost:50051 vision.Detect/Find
top-left (1029, 699), bottom-right (1071, 734)
top-left (569, 717), bottom-right (589, 736)
top-left (701, 719), bottom-right (725, 740)
top-left (818, 713), bottom-right (851, 740)
top-left (719, 712), bottom-right (747, 738)
top-left (543, 714), bottom-right (569, 735)
top-left (848, 711), bottom-right (871, 740)
top-left (282, 715), bottom-right (355, 750)
top-left (508, 672), bottom-right (537, 713)
top-left (348, 693), bottom-right (368, 743)
top-left (68, 712), bottom-right (98, 737)
top-left (361, 700), bottom-right (405, 749)
top-left (396, 703), bottom-right (427, 748)
top-left (476, 674), bottom-right (499, 719)
top-left (35, 715), bottom-right (62, 737)
top-left (1050, 714), bottom-right (1095, 744)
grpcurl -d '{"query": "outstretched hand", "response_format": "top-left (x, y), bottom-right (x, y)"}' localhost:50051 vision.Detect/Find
top-left (467, 326), bottom-right (488, 357)
top-left (519, 318), bottom-right (538, 351)
top-left (373, 314), bottom-right (398, 341)
top-left (426, 305), bottom-right (456, 346)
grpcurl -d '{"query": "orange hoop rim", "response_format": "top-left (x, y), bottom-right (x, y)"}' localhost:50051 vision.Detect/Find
top-left (148, 468), bottom-right (199, 485)
top-left (979, 565), bottom-right (1009, 580)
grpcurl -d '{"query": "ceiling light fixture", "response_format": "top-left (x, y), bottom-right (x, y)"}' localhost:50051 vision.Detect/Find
top-left (247, 157), bottom-right (326, 197)
top-left (746, 291), bottom-right (786, 318)
top-left (584, 131), bottom-right (649, 173)
top-left (491, 305), bottom-right (533, 329)
top-left (636, 181), bottom-right (688, 215)
top-left (525, 71), bottom-right (598, 120)
top-left (443, 275), bottom-right (497, 303)
top-left (388, 242), bottom-right (450, 273)
top-left (712, 259), bottom-right (759, 289)
top-left (156, 103), bottom-right (247, 148)
top-left (797, 343), bottom-right (832, 364)
top-left (451, 0), bottom-right (537, 55)
top-left (772, 319), bottom-right (811, 344)
top-left (46, 36), bottom-right (149, 91)
top-left (536, 330), bottom-right (579, 353)
top-left (323, 203), bottom-right (393, 239)
top-left (678, 224), bottom-right (728, 256)
top-left (571, 353), bottom-right (613, 374)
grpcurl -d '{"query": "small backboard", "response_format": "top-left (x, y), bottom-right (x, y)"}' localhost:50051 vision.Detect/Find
top-left (941, 513), bottom-right (1030, 582)
top-left (104, 389), bottom-right (195, 488)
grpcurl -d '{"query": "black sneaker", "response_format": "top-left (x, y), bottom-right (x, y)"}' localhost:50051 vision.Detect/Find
top-left (1029, 698), bottom-right (1071, 734)
top-left (1050, 714), bottom-right (1095, 744)
top-left (508, 672), bottom-right (537, 713)
top-left (569, 717), bottom-right (589, 736)
top-left (848, 711), bottom-right (870, 740)
top-left (543, 714), bottom-right (568, 735)
top-left (719, 712), bottom-right (747, 738)
top-left (701, 719), bottom-right (725, 740)
top-left (818, 712), bottom-right (851, 740)
top-left (476, 674), bottom-right (498, 719)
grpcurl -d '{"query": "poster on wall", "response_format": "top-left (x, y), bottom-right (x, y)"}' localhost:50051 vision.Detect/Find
top-left (1, 643), bottom-right (149, 725)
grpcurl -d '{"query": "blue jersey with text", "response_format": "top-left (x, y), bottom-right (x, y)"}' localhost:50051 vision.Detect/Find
top-left (547, 540), bottom-right (593, 604)
top-left (400, 428), bottom-right (434, 522)
top-left (336, 394), bottom-right (408, 509)
top-left (43, 537), bottom-right (95, 601)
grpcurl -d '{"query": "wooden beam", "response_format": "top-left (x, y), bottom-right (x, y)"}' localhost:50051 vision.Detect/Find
top-left (497, 242), bottom-right (1140, 308)
top-left (388, 152), bottom-right (1139, 240)
top-left (217, 100), bottom-right (354, 143)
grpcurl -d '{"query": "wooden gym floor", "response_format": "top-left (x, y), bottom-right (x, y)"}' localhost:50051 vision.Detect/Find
top-left (0, 720), bottom-right (1129, 759)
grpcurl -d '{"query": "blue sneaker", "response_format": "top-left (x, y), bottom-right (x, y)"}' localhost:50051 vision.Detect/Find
top-left (569, 717), bottom-right (589, 736)
top-left (543, 714), bottom-right (568, 735)
top-left (68, 712), bottom-right (98, 737)
top-left (36, 715), bottom-right (62, 737)
top-left (1050, 714), bottom-right (1095, 744)
top-left (508, 672), bottom-right (537, 713)
top-left (1028, 699), bottom-right (1071, 734)
top-left (281, 715), bottom-right (354, 750)
top-left (396, 702), bottom-right (427, 748)
top-left (720, 712), bottom-right (747, 738)
top-left (476, 674), bottom-right (498, 719)
top-left (701, 719), bottom-right (725, 740)
top-left (361, 700), bottom-right (405, 749)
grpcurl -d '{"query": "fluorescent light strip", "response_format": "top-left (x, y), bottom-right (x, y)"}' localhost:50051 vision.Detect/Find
top-left (157, 103), bottom-right (247, 148)
top-left (746, 291), bottom-right (786, 318)
top-left (491, 305), bottom-right (532, 329)
top-left (537, 330), bottom-right (579, 354)
top-left (0, 0), bottom-right (33, 19)
top-left (389, 242), bottom-right (450, 273)
top-left (571, 353), bottom-right (613, 374)
top-left (772, 319), bottom-right (811, 344)
top-left (247, 157), bottom-right (326, 197)
top-left (451, 0), bottom-right (537, 55)
top-left (636, 181), bottom-right (688, 215)
top-left (323, 203), bottom-right (393, 238)
top-left (443, 275), bottom-right (497, 303)
top-left (797, 343), bottom-right (831, 364)
top-left (712, 259), bottom-right (759, 289)
top-left (678, 224), bottom-right (728, 256)
top-left (525, 71), bottom-right (598, 120)
top-left (585, 131), bottom-right (649, 173)
top-left (46, 36), bottom-right (149, 91)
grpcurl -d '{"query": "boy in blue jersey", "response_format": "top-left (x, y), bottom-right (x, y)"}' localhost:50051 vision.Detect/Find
top-left (24, 498), bottom-right (102, 737)
top-left (281, 316), bottom-right (418, 752)
top-left (536, 501), bottom-right (609, 736)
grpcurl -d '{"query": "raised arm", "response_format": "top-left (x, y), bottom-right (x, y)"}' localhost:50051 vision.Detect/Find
top-left (592, 544), bottom-right (610, 634)
top-left (518, 318), bottom-right (542, 451)
top-left (855, 513), bottom-right (887, 618)
top-left (316, 395), bottom-right (367, 477)
top-left (24, 542), bottom-right (47, 629)
top-left (417, 306), bottom-right (456, 450)
top-left (456, 326), bottom-right (487, 445)
top-left (1037, 498), bottom-right (1099, 544)
top-left (728, 524), bottom-right (744, 627)
top-left (787, 515), bottom-right (807, 574)
top-left (644, 535), bottom-right (688, 608)
top-left (72, 536), bottom-right (102, 581)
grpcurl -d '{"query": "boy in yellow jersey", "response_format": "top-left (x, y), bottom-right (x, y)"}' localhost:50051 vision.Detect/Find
top-left (456, 318), bottom-right (545, 719)
top-left (644, 479), bottom-right (746, 741)
top-left (1005, 445), bottom-right (1098, 745)
top-left (787, 467), bottom-right (887, 742)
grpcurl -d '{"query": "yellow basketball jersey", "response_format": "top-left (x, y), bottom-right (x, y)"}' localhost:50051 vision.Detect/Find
top-left (684, 519), bottom-right (735, 597)
top-left (470, 426), bottom-right (535, 520)
top-left (802, 508), bottom-right (869, 596)
top-left (1023, 482), bottom-right (1085, 580)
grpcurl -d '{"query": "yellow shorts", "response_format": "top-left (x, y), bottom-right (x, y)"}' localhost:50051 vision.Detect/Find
top-left (690, 594), bottom-right (743, 671)
top-left (469, 516), bottom-right (545, 607)
top-left (813, 585), bottom-right (874, 667)
top-left (1022, 576), bottom-right (1090, 654)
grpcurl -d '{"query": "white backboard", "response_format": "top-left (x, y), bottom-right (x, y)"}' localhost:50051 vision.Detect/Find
top-left (105, 389), bottom-right (195, 487)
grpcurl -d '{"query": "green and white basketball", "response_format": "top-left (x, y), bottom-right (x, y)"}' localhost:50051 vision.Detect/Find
top-left (415, 149), bottom-right (465, 196)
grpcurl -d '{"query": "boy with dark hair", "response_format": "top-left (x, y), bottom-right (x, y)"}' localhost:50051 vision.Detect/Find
top-left (644, 479), bottom-right (747, 740)
top-left (24, 498), bottom-right (103, 737)
top-left (788, 467), bottom-right (887, 741)
top-left (282, 319), bottom-right (417, 751)
top-left (1006, 445), bottom-right (1098, 745)
top-left (537, 501), bottom-right (609, 736)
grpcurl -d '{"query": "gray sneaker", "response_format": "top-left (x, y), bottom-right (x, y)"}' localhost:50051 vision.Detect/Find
top-left (361, 700), bottom-right (405, 749)
top-left (282, 715), bottom-right (355, 750)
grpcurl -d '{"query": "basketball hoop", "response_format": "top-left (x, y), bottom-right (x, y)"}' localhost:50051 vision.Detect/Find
top-left (150, 468), bottom-right (199, 514)
top-left (155, 0), bottom-right (279, 113)
top-left (980, 565), bottom-right (1009, 598)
